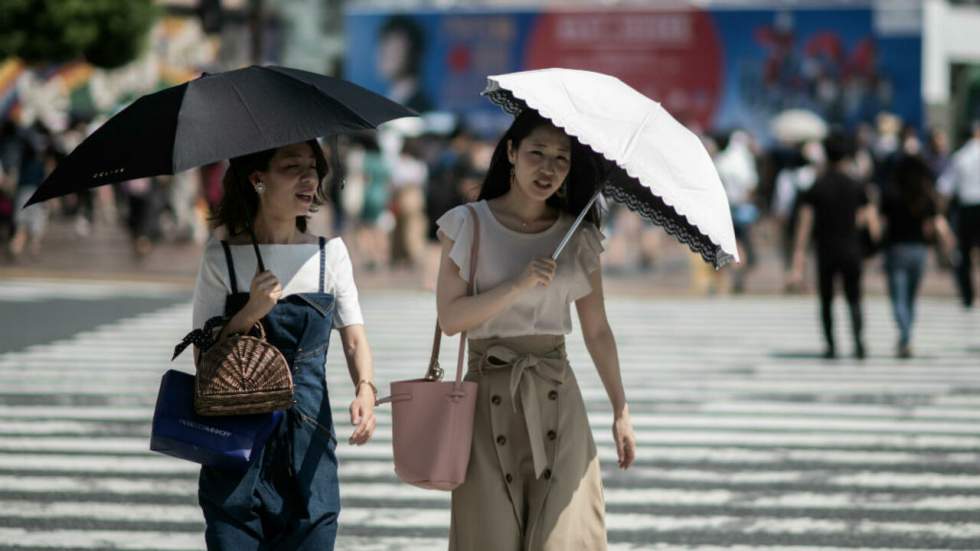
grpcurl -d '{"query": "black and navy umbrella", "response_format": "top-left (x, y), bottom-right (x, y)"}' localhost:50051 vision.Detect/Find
top-left (26, 65), bottom-right (416, 206)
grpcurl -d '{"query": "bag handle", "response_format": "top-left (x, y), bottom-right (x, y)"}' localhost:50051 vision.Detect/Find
top-left (376, 204), bottom-right (480, 407)
top-left (426, 204), bottom-right (480, 390)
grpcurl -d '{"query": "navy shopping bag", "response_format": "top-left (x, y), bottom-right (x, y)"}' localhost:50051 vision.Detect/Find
top-left (150, 369), bottom-right (282, 469)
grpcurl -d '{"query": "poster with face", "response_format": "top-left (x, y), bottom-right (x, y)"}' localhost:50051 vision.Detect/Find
top-left (345, 6), bottom-right (921, 142)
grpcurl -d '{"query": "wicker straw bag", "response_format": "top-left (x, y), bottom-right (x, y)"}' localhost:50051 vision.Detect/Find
top-left (193, 321), bottom-right (294, 416)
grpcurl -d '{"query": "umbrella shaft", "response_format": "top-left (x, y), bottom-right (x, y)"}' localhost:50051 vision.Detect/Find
top-left (551, 187), bottom-right (602, 261)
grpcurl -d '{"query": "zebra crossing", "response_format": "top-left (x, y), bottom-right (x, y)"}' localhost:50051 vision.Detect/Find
top-left (1, 284), bottom-right (979, 550)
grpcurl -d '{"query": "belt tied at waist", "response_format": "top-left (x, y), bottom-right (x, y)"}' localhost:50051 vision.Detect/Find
top-left (478, 344), bottom-right (567, 479)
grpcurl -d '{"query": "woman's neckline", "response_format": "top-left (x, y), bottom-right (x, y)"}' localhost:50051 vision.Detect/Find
top-left (223, 235), bottom-right (328, 246)
top-left (479, 200), bottom-right (564, 237)
top-left (225, 241), bottom-right (322, 246)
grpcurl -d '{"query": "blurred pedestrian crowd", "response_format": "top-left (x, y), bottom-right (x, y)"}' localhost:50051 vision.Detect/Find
top-left (1, 110), bottom-right (979, 335)
top-left (695, 113), bottom-right (980, 358)
top-left (0, 117), bottom-right (209, 261)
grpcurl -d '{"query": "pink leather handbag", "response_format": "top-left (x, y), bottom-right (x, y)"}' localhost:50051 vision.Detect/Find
top-left (377, 204), bottom-right (480, 491)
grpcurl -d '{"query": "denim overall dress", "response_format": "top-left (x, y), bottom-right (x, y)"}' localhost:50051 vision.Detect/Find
top-left (198, 237), bottom-right (341, 550)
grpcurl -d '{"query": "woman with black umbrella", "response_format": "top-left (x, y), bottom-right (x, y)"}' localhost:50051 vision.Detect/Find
top-left (18, 66), bottom-right (416, 548)
top-left (192, 140), bottom-right (376, 549)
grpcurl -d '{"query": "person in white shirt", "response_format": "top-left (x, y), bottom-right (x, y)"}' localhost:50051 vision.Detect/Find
top-left (192, 141), bottom-right (376, 549)
top-left (715, 130), bottom-right (759, 292)
top-left (938, 120), bottom-right (980, 307)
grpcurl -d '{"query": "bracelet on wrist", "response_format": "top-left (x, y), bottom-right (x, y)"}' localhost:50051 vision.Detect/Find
top-left (355, 380), bottom-right (377, 397)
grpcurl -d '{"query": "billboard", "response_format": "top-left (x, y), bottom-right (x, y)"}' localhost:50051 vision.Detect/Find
top-left (345, 6), bottom-right (921, 142)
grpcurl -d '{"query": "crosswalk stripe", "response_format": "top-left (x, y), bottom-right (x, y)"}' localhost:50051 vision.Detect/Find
top-left (0, 475), bottom-right (197, 496)
top-left (0, 528), bottom-right (942, 551)
top-left (3, 475), bottom-right (979, 515)
top-left (2, 451), bottom-right (979, 492)
top-left (0, 529), bottom-right (204, 550)
top-left (6, 402), bottom-right (980, 423)
top-left (3, 411), bottom-right (979, 435)
top-left (3, 437), bottom-right (979, 468)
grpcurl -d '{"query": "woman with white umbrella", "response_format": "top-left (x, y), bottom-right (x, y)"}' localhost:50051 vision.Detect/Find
top-left (433, 68), bottom-right (737, 550)
top-left (436, 109), bottom-right (634, 550)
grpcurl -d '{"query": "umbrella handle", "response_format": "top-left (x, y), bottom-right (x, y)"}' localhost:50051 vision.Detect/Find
top-left (551, 187), bottom-right (603, 261)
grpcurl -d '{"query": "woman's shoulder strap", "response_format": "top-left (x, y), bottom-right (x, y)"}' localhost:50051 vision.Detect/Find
top-left (219, 240), bottom-right (239, 294)
top-left (319, 236), bottom-right (326, 293)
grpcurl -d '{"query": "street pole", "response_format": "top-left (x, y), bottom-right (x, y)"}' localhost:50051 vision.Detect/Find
top-left (249, 0), bottom-right (264, 64)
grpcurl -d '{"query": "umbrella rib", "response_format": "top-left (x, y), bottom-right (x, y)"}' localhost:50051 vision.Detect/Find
top-left (265, 68), bottom-right (375, 130)
top-left (620, 108), bottom-right (655, 161)
top-left (483, 70), bottom-right (739, 267)
top-left (226, 78), bottom-right (265, 140)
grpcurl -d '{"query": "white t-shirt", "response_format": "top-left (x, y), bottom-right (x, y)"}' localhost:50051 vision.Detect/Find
top-left (391, 153), bottom-right (428, 189)
top-left (192, 235), bottom-right (364, 331)
top-left (938, 138), bottom-right (980, 206)
top-left (437, 200), bottom-right (603, 339)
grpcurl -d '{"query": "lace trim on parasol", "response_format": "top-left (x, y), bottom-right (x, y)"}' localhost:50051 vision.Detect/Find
top-left (484, 88), bottom-right (527, 116)
top-left (484, 87), bottom-right (735, 269)
top-left (605, 184), bottom-right (734, 269)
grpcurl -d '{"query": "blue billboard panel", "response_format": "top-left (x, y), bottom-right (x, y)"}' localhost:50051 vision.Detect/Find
top-left (345, 6), bottom-right (921, 140)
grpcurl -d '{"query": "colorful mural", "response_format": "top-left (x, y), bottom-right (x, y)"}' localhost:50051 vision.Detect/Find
top-left (1, 16), bottom-right (218, 130)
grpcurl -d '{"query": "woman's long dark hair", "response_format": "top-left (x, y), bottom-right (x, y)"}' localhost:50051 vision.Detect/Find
top-left (211, 140), bottom-right (330, 235)
top-left (478, 109), bottom-right (603, 229)
top-left (892, 154), bottom-right (936, 220)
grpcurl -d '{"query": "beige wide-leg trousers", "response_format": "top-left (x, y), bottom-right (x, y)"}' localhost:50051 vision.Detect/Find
top-left (449, 335), bottom-right (606, 551)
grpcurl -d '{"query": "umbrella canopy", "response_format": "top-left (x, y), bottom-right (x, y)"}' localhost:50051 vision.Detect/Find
top-left (483, 68), bottom-right (738, 268)
top-left (770, 109), bottom-right (828, 145)
top-left (26, 65), bottom-right (416, 206)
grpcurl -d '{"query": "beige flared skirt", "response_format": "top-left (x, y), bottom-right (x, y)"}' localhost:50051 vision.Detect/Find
top-left (448, 335), bottom-right (607, 551)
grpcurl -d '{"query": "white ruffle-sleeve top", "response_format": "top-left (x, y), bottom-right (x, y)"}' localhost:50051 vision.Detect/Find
top-left (437, 200), bottom-right (603, 339)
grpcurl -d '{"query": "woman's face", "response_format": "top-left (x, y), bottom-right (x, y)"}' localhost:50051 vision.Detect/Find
top-left (252, 142), bottom-right (321, 219)
top-left (507, 124), bottom-right (571, 203)
top-left (378, 32), bottom-right (409, 80)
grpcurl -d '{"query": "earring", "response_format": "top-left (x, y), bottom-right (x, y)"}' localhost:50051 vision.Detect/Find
top-left (509, 166), bottom-right (516, 187)
top-left (254, 181), bottom-right (266, 194)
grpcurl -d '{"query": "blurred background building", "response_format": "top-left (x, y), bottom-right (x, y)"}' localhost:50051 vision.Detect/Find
top-left (3, 1), bottom-right (978, 147)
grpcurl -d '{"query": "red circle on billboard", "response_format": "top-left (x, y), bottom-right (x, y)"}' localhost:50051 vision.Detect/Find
top-left (524, 10), bottom-right (722, 129)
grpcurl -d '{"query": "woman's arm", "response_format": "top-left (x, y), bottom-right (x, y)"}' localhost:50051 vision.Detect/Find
top-left (931, 214), bottom-right (957, 257)
top-left (339, 323), bottom-right (376, 445)
top-left (857, 203), bottom-right (882, 242)
top-left (215, 271), bottom-right (282, 343)
top-left (574, 269), bottom-right (636, 469)
top-left (788, 204), bottom-right (814, 287)
top-left (435, 233), bottom-right (555, 335)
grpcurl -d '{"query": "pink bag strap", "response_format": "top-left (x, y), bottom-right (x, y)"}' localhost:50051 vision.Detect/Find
top-left (427, 204), bottom-right (480, 389)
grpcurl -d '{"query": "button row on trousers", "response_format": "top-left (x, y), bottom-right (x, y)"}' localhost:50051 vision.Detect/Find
top-left (492, 392), bottom-right (557, 402)
top-left (504, 471), bottom-right (551, 483)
